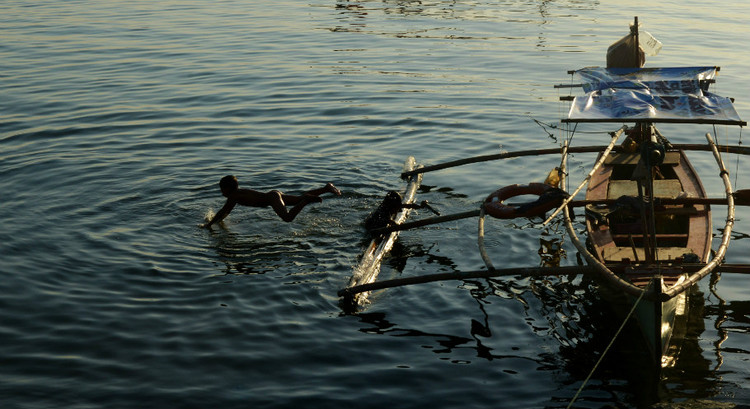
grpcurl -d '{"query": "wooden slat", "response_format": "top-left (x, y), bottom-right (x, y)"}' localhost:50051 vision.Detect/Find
top-left (602, 247), bottom-right (695, 262)
top-left (611, 233), bottom-right (688, 242)
top-left (604, 151), bottom-right (680, 166)
top-left (607, 179), bottom-right (683, 199)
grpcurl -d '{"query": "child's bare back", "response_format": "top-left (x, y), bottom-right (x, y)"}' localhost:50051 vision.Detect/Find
top-left (229, 188), bottom-right (278, 207)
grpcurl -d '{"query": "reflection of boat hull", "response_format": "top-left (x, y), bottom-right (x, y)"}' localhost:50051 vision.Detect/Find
top-left (585, 149), bottom-right (710, 366)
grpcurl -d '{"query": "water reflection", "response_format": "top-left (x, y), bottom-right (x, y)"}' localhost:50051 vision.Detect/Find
top-left (328, 0), bottom-right (602, 41)
top-left (357, 311), bottom-right (474, 355)
top-left (334, 0), bottom-right (601, 20)
top-left (355, 309), bottom-right (551, 367)
top-left (708, 271), bottom-right (729, 370)
top-left (206, 229), bottom-right (317, 276)
top-left (706, 272), bottom-right (750, 367)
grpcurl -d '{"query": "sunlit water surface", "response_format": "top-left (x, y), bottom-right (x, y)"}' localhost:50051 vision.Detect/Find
top-left (2, 1), bottom-right (750, 408)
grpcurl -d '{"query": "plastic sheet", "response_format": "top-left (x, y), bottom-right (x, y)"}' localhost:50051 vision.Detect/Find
top-left (565, 67), bottom-right (744, 125)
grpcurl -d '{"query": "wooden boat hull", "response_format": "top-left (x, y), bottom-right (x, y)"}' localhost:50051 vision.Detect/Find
top-left (585, 149), bottom-right (711, 366)
top-left (630, 275), bottom-right (688, 367)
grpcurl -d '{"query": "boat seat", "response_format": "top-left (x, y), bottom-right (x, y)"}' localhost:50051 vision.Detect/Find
top-left (611, 233), bottom-right (689, 242)
top-left (607, 179), bottom-right (682, 199)
top-left (625, 271), bottom-right (685, 288)
top-left (602, 246), bottom-right (694, 262)
top-left (604, 151), bottom-right (680, 166)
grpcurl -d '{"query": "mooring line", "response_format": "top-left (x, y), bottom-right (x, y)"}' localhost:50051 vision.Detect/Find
top-left (566, 288), bottom-right (647, 408)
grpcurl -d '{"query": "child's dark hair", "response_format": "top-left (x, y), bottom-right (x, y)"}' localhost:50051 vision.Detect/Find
top-left (219, 175), bottom-right (239, 194)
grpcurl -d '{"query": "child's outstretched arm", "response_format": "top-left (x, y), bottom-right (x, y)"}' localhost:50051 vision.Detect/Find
top-left (203, 199), bottom-right (236, 228)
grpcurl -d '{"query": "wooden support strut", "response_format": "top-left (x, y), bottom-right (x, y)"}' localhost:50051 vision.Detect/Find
top-left (369, 189), bottom-right (750, 236)
top-left (661, 133), bottom-right (736, 300)
top-left (337, 263), bottom-right (750, 299)
top-left (338, 266), bottom-right (598, 298)
top-left (559, 141), bottom-right (647, 298)
top-left (542, 125), bottom-right (627, 225)
top-left (400, 143), bottom-right (750, 179)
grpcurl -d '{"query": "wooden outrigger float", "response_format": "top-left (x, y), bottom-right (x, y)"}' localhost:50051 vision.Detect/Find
top-left (340, 18), bottom-right (748, 372)
top-left (343, 157), bottom-right (423, 307)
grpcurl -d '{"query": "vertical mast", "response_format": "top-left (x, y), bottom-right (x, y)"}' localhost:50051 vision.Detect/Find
top-left (633, 16), bottom-right (640, 64)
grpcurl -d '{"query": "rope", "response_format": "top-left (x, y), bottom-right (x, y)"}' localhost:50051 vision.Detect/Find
top-left (477, 205), bottom-right (495, 270)
top-left (543, 126), bottom-right (626, 225)
top-left (734, 127), bottom-right (743, 189)
top-left (566, 287), bottom-right (647, 408)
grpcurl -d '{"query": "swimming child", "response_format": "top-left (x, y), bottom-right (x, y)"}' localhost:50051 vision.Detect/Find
top-left (202, 175), bottom-right (341, 227)
top-left (364, 190), bottom-right (439, 234)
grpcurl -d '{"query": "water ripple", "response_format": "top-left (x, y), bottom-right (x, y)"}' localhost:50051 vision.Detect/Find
top-left (2, 0), bottom-right (750, 408)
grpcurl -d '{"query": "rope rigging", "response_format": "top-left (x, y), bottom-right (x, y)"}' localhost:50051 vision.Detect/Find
top-left (566, 288), bottom-right (648, 408)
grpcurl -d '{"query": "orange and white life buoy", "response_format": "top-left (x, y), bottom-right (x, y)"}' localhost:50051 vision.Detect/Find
top-left (483, 183), bottom-right (565, 219)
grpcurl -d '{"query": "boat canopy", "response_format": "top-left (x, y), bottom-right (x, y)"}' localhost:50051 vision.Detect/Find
top-left (563, 66), bottom-right (746, 126)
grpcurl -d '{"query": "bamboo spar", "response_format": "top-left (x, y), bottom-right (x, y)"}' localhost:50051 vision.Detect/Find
top-left (337, 263), bottom-right (750, 299)
top-left (368, 192), bottom-right (748, 236)
top-left (560, 139), bottom-right (645, 298)
top-left (662, 133), bottom-right (735, 300)
top-left (400, 143), bottom-right (750, 179)
top-left (543, 125), bottom-right (627, 225)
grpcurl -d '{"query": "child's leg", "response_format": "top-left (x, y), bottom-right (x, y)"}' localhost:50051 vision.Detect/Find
top-left (269, 191), bottom-right (317, 223)
top-left (279, 183), bottom-right (341, 205)
top-left (277, 193), bottom-right (320, 206)
top-left (300, 182), bottom-right (341, 197)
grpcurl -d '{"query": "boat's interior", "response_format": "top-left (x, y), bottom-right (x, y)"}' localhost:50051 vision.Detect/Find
top-left (605, 152), bottom-right (690, 248)
top-left (587, 150), bottom-right (703, 264)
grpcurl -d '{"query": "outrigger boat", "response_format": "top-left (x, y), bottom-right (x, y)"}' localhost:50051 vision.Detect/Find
top-left (340, 18), bottom-right (748, 369)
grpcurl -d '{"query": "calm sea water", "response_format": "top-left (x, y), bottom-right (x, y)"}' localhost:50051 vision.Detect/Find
top-left (2, 1), bottom-right (750, 408)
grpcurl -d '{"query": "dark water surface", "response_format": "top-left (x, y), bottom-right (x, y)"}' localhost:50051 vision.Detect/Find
top-left (2, 1), bottom-right (750, 408)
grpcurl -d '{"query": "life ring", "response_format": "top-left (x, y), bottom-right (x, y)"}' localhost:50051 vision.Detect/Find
top-left (483, 183), bottom-right (565, 219)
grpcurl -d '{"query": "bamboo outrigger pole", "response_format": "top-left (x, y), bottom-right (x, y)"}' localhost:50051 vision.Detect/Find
top-left (400, 145), bottom-right (605, 178)
top-left (662, 132), bottom-right (736, 300)
top-left (370, 190), bottom-right (750, 236)
top-left (369, 210), bottom-right (480, 235)
top-left (543, 125), bottom-right (627, 225)
top-left (338, 262), bottom-right (750, 300)
top-left (400, 143), bottom-right (750, 179)
top-left (338, 265), bottom-right (598, 298)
